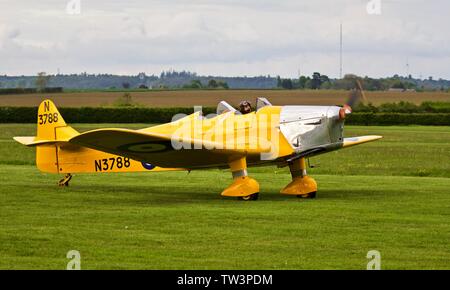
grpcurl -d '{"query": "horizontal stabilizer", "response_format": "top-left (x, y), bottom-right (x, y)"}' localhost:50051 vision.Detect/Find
top-left (13, 136), bottom-right (67, 147)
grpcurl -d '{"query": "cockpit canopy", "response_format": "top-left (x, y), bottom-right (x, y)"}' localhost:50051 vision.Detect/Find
top-left (216, 97), bottom-right (273, 115)
top-left (216, 101), bottom-right (237, 115)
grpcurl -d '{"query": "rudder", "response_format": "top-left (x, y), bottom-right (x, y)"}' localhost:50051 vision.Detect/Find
top-left (35, 100), bottom-right (78, 173)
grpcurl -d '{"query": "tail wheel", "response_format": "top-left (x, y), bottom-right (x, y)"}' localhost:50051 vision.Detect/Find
top-left (58, 173), bottom-right (72, 187)
top-left (239, 193), bottom-right (259, 201)
top-left (297, 192), bottom-right (317, 199)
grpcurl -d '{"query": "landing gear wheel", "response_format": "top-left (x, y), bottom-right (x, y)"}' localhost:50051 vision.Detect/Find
top-left (297, 192), bottom-right (317, 199)
top-left (239, 193), bottom-right (259, 201)
top-left (58, 174), bottom-right (72, 187)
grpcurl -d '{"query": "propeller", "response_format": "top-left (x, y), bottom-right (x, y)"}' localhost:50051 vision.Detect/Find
top-left (339, 78), bottom-right (367, 120)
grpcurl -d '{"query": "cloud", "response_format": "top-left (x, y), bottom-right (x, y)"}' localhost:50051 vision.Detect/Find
top-left (0, 0), bottom-right (449, 78)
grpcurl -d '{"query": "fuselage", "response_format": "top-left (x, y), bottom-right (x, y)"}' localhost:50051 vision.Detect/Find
top-left (138, 105), bottom-right (345, 169)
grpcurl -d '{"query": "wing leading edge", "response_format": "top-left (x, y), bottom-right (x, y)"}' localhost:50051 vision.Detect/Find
top-left (343, 135), bottom-right (382, 148)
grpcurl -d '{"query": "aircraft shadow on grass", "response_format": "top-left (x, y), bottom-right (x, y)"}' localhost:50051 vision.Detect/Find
top-left (51, 181), bottom-right (388, 205)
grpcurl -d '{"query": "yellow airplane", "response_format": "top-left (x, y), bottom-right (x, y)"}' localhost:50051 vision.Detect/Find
top-left (14, 91), bottom-right (381, 201)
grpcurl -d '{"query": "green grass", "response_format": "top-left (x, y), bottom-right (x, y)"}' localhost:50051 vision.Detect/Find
top-left (0, 124), bottom-right (449, 269)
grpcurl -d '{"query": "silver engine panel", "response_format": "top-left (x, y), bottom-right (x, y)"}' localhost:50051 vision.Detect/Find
top-left (279, 106), bottom-right (344, 153)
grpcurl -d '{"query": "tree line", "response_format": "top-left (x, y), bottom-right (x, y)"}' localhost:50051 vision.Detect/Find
top-left (276, 73), bottom-right (448, 91)
top-left (0, 70), bottom-right (449, 91)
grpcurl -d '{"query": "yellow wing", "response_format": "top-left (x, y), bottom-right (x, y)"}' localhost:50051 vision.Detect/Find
top-left (342, 135), bottom-right (383, 148)
top-left (69, 128), bottom-right (261, 169)
top-left (68, 106), bottom-right (293, 169)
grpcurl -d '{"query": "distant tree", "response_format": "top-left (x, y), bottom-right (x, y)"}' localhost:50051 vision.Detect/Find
top-left (320, 74), bottom-right (330, 84)
top-left (138, 84), bottom-right (148, 89)
top-left (276, 76), bottom-right (282, 88)
top-left (319, 74), bottom-right (330, 89)
top-left (122, 82), bottom-right (130, 89)
top-left (298, 76), bottom-right (308, 89)
top-left (208, 79), bottom-right (218, 88)
top-left (320, 81), bottom-right (331, 89)
top-left (367, 79), bottom-right (385, 91)
top-left (281, 79), bottom-right (293, 90)
top-left (391, 81), bottom-right (405, 90)
top-left (217, 80), bottom-right (229, 89)
top-left (333, 74), bottom-right (361, 90)
top-left (305, 79), bottom-right (312, 89)
top-left (35, 72), bottom-right (50, 91)
top-left (404, 81), bottom-right (417, 90)
top-left (138, 72), bottom-right (146, 80)
top-left (191, 80), bottom-right (203, 89)
top-left (183, 79), bottom-right (203, 89)
top-left (311, 72), bottom-right (321, 89)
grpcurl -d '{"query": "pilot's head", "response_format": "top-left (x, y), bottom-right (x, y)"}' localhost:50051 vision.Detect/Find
top-left (239, 100), bottom-right (252, 114)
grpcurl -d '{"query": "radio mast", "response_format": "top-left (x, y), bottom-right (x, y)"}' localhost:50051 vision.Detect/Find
top-left (339, 22), bottom-right (343, 79)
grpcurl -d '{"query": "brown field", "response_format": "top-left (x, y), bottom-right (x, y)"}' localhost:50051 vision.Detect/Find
top-left (1, 89), bottom-right (449, 108)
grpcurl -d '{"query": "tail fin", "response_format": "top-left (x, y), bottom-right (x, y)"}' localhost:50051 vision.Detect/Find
top-left (13, 99), bottom-right (79, 173)
top-left (36, 99), bottom-right (78, 141)
top-left (14, 99), bottom-right (78, 145)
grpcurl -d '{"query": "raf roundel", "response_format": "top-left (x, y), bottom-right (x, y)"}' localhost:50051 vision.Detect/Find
top-left (118, 141), bottom-right (171, 154)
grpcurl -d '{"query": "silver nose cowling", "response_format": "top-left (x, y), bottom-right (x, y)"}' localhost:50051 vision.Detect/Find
top-left (279, 106), bottom-right (344, 154)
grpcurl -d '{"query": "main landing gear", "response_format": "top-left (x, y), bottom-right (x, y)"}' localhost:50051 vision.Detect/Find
top-left (280, 157), bottom-right (317, 198)
top-left (221, 157), bottom-right (260, 201)
top-left (221, 156), bottom-right (318, 201)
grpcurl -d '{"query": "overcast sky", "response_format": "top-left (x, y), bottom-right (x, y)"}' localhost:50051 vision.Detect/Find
top-left (0, 0), bottom-right (449, 78)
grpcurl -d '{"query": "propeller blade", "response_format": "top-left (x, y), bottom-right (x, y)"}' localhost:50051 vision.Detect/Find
top-left (355, 79), bottom-right (368, 103)
top-left (340, 77), bottom-right (367, 120)
top-left (346, 89), bottom-right (359, 107)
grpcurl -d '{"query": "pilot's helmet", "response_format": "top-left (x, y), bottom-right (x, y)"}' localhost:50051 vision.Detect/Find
top-left (239, 100), bottom-right (252, 114)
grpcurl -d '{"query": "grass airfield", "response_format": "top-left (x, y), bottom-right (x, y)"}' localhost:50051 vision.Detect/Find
top-left (0, 124), bottom-right (449, 269)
